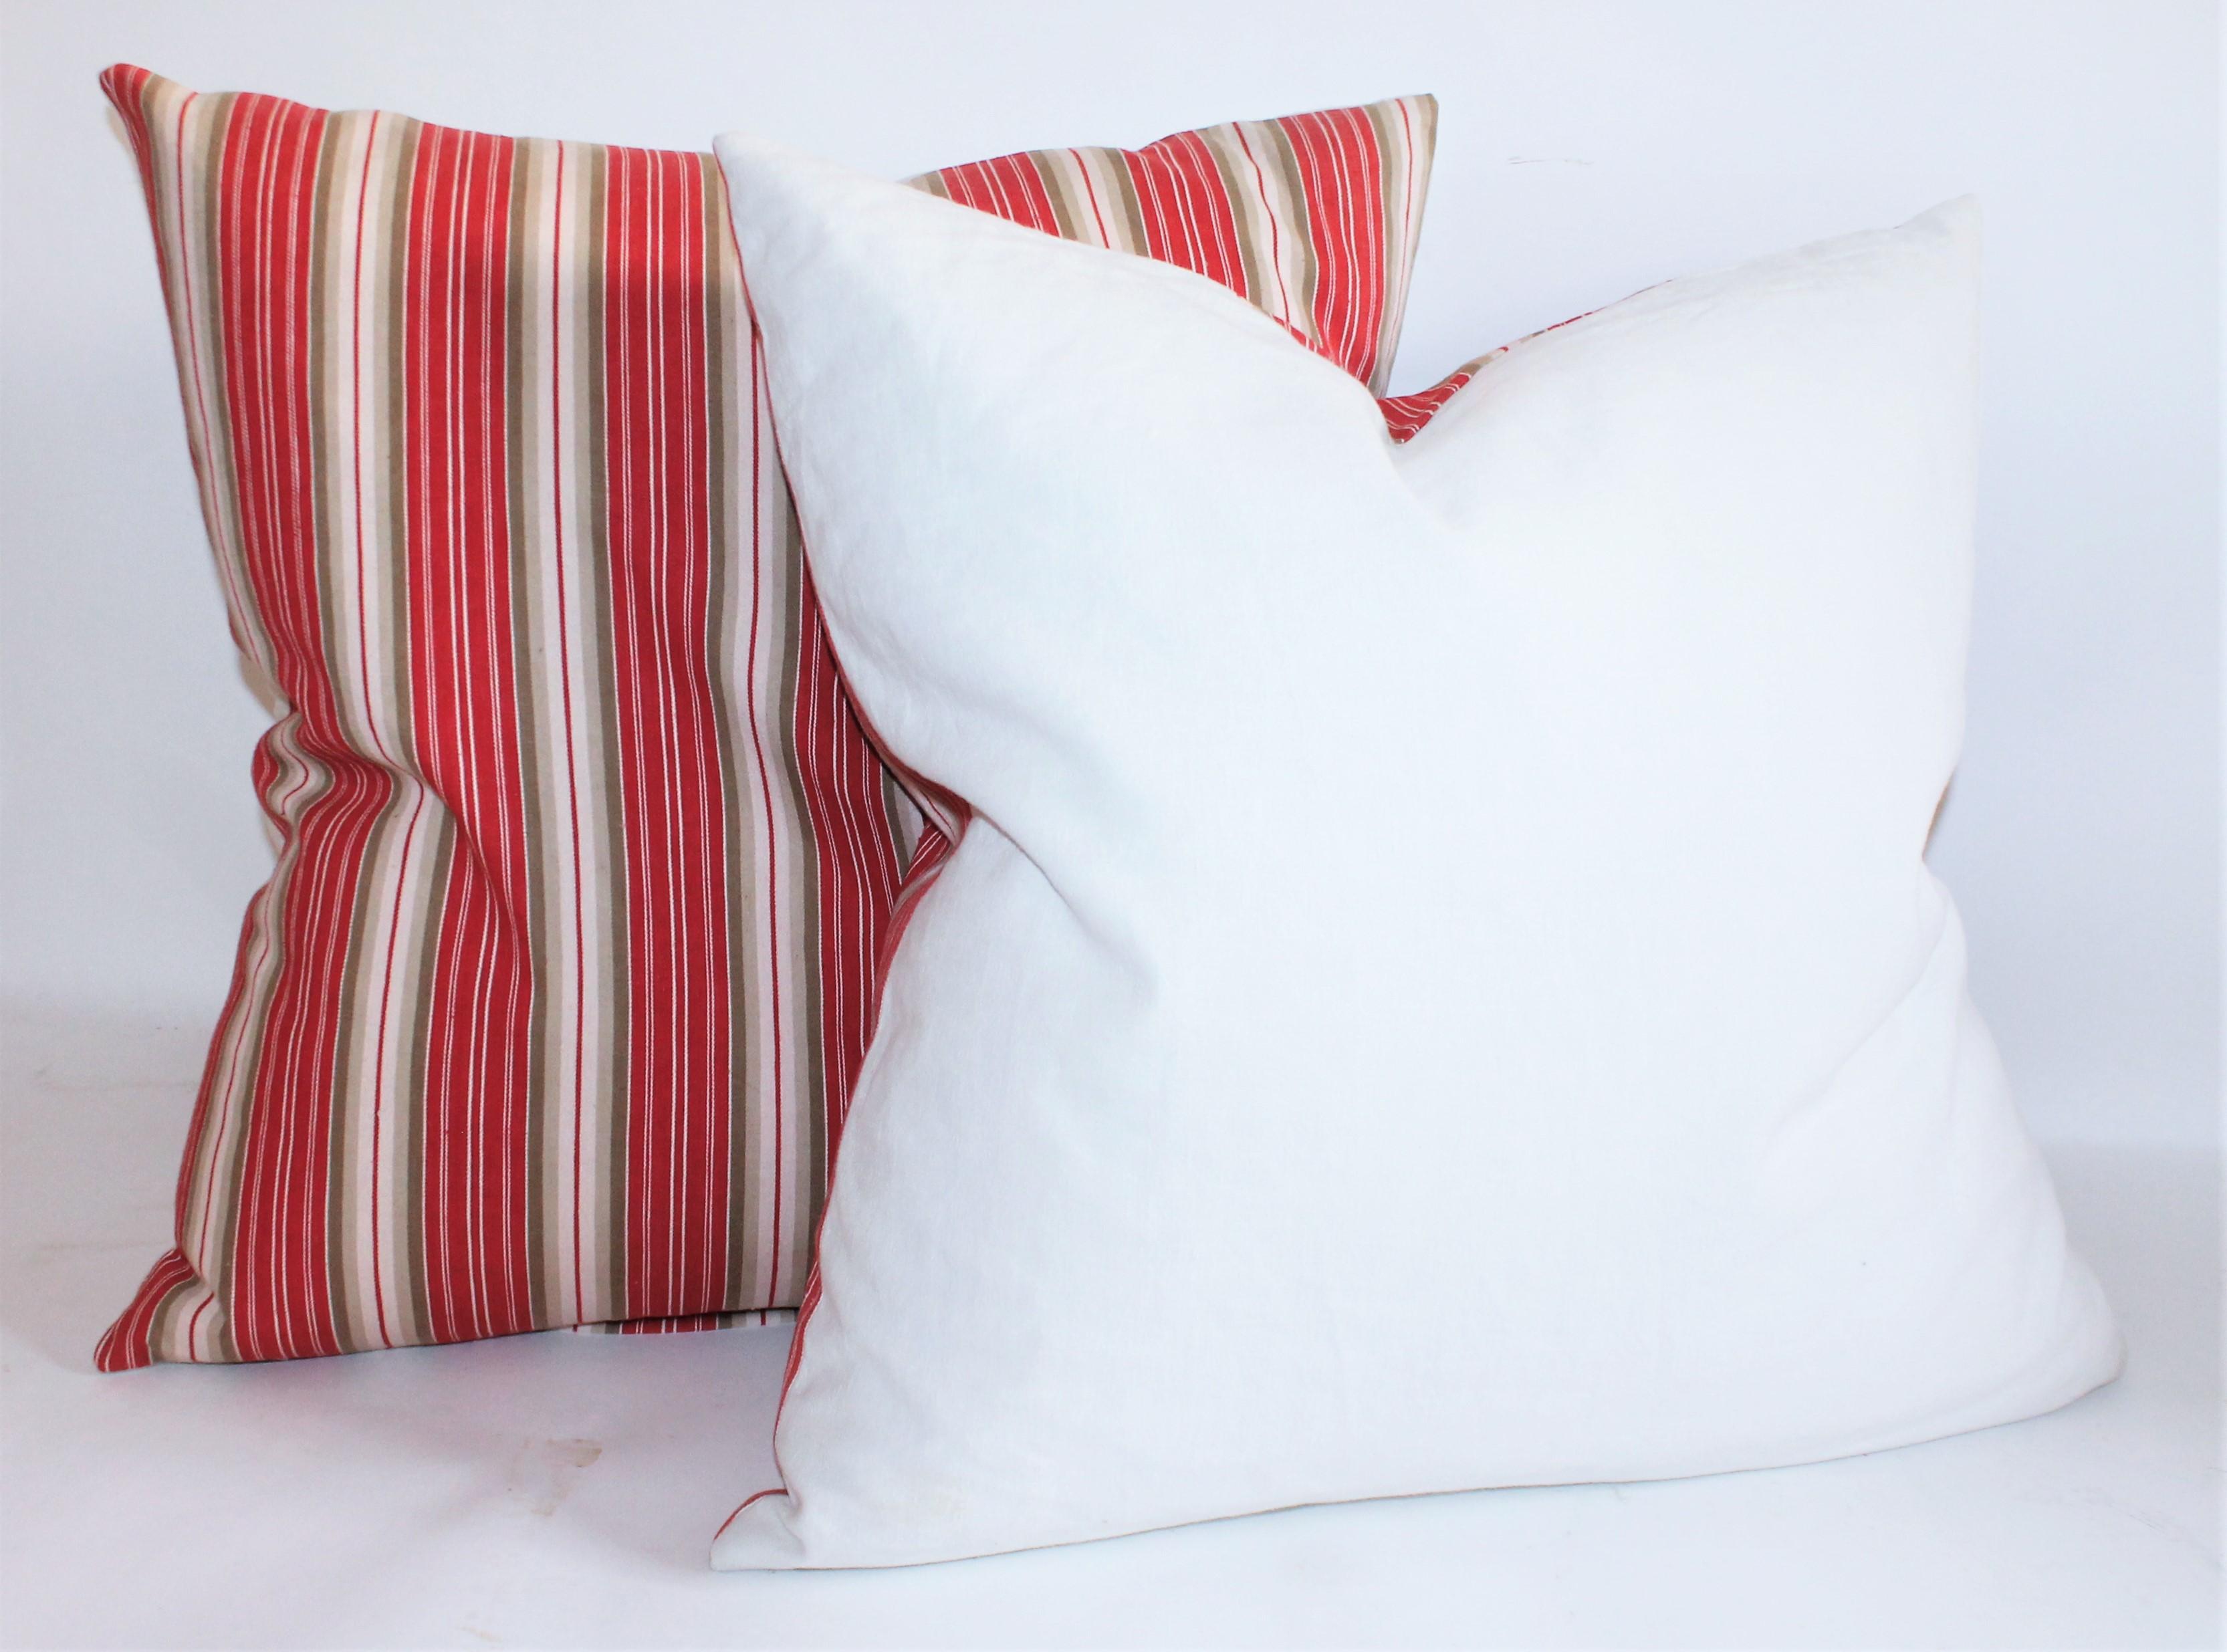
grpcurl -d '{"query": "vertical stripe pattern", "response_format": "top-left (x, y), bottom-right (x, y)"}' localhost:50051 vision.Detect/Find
top-left (96, 66), bottom-right (1438, 1367)
top-left (922, 94), bottom-right (1436, 395)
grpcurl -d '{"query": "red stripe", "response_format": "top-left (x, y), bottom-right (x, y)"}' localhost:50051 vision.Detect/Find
top-left (602, 1307), bottom-right (776, 1335)
top-left (1123, 129), bottom-right (1247, 302)
top-left (1377, 372), bottom-right (1476, 443)
top-left (1280, 108), bottom-right (1389, 391)
top-left (792, 560), bottom-right (909, 1200)
top-left (213, 94), bottom-right (386, 1362)
top-left (400, 123), bottom-right (535, 1346)
top-left (94, 1247), bottom-right (200, 1373)
top-left (604, 148), bottom-right (735, 1320)
top-left (933, 152), bottom-right (1062, 235)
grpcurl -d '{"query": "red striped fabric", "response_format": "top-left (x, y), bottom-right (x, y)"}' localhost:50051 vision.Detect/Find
top-left (96, 65), bottom-right (1439, 1368)
top-left (1379, 368), bottom-right (1482, 442)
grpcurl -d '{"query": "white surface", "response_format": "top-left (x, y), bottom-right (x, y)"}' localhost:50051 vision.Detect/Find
top-left (2, 1006), bottom-right (2215, 1645)
top-left (711, 140), bottom-right (2115, 1569)
top-left (0, 0), bottom-right (2216, 1638)
top-left (0, 0), bottom-right (2216, 1153)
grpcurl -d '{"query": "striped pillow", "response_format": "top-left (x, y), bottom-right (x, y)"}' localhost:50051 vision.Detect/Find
top-left (95, 65), bottom-right (1439, 1369)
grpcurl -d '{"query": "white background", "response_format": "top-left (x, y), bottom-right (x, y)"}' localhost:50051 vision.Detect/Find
top-left (1, 2), bottom-right (2217, 1647)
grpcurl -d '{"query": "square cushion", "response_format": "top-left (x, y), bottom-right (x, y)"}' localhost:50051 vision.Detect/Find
top-left (96, 65), bottom-right (1437, 1367)
top-left (707, 135), bottom-right (2123, 1568)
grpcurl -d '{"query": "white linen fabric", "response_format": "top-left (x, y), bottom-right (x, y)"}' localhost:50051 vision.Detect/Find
top-left (709, 133), bottom-right (2121, 1569)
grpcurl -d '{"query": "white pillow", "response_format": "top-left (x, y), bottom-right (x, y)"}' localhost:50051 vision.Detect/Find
top-left (709, 133), bottom-right (2121, 1569)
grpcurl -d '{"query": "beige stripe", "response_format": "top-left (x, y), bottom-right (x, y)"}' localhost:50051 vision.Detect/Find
top-left (731, 325), bottom-right (786, 1306)
top-left (301, 104), bottom-right (371, 1352)
top-left (400, 812), bottom-right (456, 1345)
top-left (1024, 151), bottom-right (1084, 242)
top-left (774, 479), bottom-right (826, 1296)
top-left (360, 108), bottom-right (434, 1350)
top-left (548, 134), bottom-right (602, 1323)
top-left (501, 134), bottom-right (556, 1332)
top-left (1255, 121), bottom-right (1321, 366)
top-left (1199, 128), bottom-right (1273, 324)
top-left (1369, 96), bottom-right (1437, 393)
top-left (1098, 146), bottom-right (1153, 258)
top-left (382, 114), bottom-right (443, 1354)
top-left (702, 161), bottom-right (771, 1310)
top-left (578, 143), bottom-right (634, 1326)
